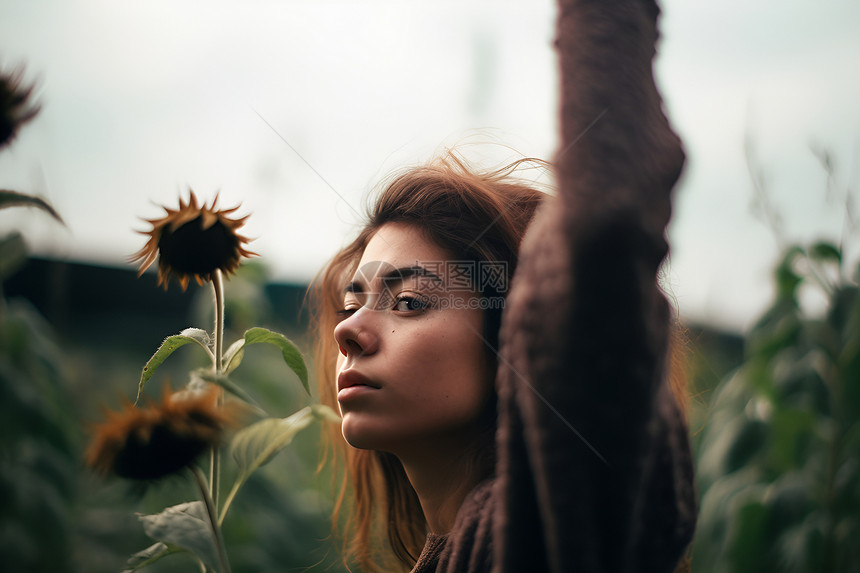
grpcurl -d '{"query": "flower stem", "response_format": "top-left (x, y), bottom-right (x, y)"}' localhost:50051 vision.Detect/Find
top-left (218, 477), bottom-right (244, 527)
top-left (191, 466), bottom-right (232, 573)
top-left (213, 269), bottom-right (225, 373)
top-left (209, 446), bottom-right (221, 515)
top-left (209, 270), bottom-right (226, 512)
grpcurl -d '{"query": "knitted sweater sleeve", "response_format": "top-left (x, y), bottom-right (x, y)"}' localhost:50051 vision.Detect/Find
top-left (491, 1), bottom-right (696, 572)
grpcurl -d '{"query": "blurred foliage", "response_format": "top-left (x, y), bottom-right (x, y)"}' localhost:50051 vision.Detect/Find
top-left (0, 250), bottom-right (345, 572)
top-left (0, 66), bottom-right (40, 150)
top-left (0, 233), bottom-right (79, 572)
top-left (0, 189), bottom-right (65, 224)
top-left (691, 241), bottom-right (860, 572)
top-left (0, 69), bottom-right (80, 570)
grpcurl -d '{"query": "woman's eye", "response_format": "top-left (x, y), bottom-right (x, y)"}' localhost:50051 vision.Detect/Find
top-left (393, 296), bottom-right (429, 313)
top-left (335, 306), bottom-right (359, 320)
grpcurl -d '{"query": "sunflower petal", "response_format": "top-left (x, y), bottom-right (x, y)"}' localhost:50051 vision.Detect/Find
top-left (200, 209), bottom-right (218, 230)
top-left (132, 190), bottom-right (256, 290)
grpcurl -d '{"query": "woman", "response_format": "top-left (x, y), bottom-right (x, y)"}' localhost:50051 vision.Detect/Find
top-left (311, 0), bottom-right (697, 571)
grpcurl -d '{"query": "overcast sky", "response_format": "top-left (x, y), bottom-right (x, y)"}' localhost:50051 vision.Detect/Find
top-left (1, 0), bottom-right (858, 332)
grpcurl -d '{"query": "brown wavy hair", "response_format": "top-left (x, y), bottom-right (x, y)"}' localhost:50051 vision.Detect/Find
top-left (309, 151), bottom-right (548, 571)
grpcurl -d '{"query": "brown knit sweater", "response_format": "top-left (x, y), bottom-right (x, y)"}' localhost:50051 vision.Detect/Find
top-left (410, 1), bottom-right (697, 572)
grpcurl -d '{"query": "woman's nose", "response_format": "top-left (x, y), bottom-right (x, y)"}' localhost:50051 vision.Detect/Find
top-left (333, 307), bottom-right (380, 358)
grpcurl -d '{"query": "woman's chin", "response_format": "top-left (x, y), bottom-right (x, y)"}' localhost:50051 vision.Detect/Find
top-left (340, 416), bottom-right (384, 451)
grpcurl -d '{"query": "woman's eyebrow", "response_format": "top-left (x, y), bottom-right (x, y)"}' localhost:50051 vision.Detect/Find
top-left (343, 265), bottom-right (443, 295)
top-left (380, 265), bottom-right (443, 285)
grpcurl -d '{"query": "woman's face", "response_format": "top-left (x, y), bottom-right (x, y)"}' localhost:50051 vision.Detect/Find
top-left (333, 222), bottom-right (493, 456)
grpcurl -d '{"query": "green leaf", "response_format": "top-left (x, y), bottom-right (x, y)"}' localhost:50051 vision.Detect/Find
top-left (749, 305), bottom-right (802, 363)
top-left (764, 473), bottom-right (811, 527)
top-left (776, 516), bottom-right (825, 573)
top-left (137, 502), bottom-right (220, 572)
top-left (727, 417), bottom-right (768, 473)
top-left (194, 369), bottom-right (266, 416)
top-left (729, 501), bottom-right (771, 571)
top-left (231, 405), bottom-right (339, 478)
top-left (808, 241), bottom-right (841, 265)
top-left (775, 246), bottom-right (805, 301)
top-left (221, 339), bottom-right (245, 374)
top-left (768, 409), bottom-right (816, 472)
top-left (219, 404), bottom-right (339, 524)
top-left (223, 327), bottom-right (309, 394)
top-left (0, 189), bottom-right (65, 224)
top-left (0, 232), bottom-right (27, 281)
top-left (136, 328), bottom-right (213, 403)
top-left (828, 286), bottom-right (859, 336)
top-left (121, 542), bottom-right (180, 572)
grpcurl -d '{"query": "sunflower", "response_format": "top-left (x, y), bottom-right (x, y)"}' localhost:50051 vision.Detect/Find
top-left (132, 190), bottom-right (257, 290)
top-left (0, 67), bottom-right (40, 150)
top-left (85, 387), bottom-right (234, 480)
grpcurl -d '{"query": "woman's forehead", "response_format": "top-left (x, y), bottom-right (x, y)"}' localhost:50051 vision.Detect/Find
top-left (345, 222), bottom-right (466, 293)
top-left (358, 222), bottom-right (450, 269)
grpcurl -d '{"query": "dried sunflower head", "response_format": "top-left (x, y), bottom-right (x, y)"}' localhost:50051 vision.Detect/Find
top-left (0, 67), bottom-right (40, 150)
top-left (132, 190), bottom-right (257, 290)
top-left (85, 386), bottom-right (234, 480)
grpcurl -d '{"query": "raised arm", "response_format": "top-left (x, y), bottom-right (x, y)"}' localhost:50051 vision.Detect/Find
top-left (493, 1), bottom-right (695, 572)
top-left (556, 0), bottom-right (684, 230)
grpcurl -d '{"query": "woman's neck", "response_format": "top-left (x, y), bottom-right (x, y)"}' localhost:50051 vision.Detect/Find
top-left (395, 434), bottom-right (493, 534)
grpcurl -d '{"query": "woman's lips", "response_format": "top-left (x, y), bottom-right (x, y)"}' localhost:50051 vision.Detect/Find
top-left (337, 370), bottom-right (379, 401)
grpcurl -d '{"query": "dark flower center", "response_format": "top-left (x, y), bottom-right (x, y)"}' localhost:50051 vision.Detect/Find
top-left (113, 424), bottom-right (210, 480)
top-left (157, 215), bottom-right (240, 276)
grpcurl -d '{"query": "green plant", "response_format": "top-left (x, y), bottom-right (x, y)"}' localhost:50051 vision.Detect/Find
top-left (85, 192), bottom-right (338, 572)
top-left (692, 148), bottom-right (860, 572)
top-left (0, 237), bottom-right (78, 573)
